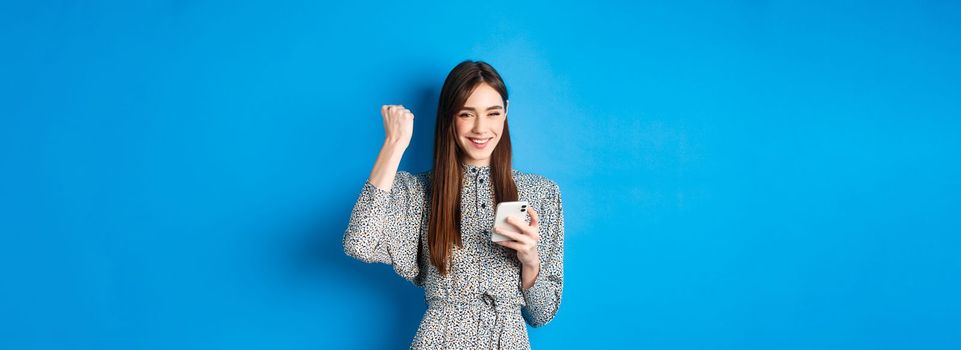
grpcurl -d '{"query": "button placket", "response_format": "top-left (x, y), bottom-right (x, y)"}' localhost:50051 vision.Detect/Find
top-left (476, 171), bottom-right (489, 213)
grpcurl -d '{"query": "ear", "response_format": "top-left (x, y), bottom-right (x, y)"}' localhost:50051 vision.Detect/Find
top-left (504, 99), bottom-right (509, 116)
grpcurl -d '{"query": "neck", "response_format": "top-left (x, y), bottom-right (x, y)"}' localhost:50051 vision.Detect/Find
top-left (462, 159), bottom-right (490, 167)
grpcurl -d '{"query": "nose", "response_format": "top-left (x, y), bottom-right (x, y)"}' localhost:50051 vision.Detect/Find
top-left (472, 115), bottom-right (487, 134)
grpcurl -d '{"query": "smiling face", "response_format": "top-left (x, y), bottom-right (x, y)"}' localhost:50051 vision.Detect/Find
top-left (455, 83), bottom-right (508, 166)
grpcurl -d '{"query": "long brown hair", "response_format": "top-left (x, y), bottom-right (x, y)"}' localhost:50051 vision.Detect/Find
top-left (428, 60), bottom-right (518, 276)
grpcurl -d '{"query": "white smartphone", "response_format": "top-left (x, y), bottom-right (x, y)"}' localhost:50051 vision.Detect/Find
top-left (492, 201), bottom-right (531, 242)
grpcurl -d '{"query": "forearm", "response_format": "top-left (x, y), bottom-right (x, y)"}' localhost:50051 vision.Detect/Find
top-left (521, 260), bottom-right (540, 290)
top-left (368, 141), bottom-right (406, 191)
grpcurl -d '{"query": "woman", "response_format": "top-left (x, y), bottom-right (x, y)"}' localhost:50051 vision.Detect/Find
top-left (343, 60), bottom-right (564, 349)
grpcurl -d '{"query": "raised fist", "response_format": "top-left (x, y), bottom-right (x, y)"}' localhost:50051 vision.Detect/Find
top-left (381, 104), bottom-right (414, 150)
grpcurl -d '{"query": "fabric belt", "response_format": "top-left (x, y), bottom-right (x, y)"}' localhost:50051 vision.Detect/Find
top-left (428, 291), bottom-right (521, 349)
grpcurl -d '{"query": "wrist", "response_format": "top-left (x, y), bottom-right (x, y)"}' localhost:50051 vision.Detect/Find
top-left (522, 256), bottom-right (540, 270)
top-left (383, 138), bottom-right (409, 151)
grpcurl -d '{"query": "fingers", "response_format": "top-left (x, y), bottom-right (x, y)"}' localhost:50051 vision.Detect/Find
top-left (494, 226), bottom-right (526, 242)
top-left (382, 105), bottom-right (414, 118)
top-left (503, 216), bottom-right (527, 233)
top-left (494, 228), bottom-right (537, 255)
top-left (528, 207), bottom-right (539, 228)
top-left (495, 239), bottom-right (523, 251)
top-left (505, 215), bottom-right (540, 241)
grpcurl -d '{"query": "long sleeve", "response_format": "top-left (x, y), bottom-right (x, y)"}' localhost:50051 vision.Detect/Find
top-left (342, 171), bottom-right (425, 285)
top-left (521, 181), bottom-right (565, 327)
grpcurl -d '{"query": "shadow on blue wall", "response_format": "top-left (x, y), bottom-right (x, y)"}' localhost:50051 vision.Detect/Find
top-left (282, 79), bottom-right (440, 347)
top-left (290, 208), bottom-right (425, 346)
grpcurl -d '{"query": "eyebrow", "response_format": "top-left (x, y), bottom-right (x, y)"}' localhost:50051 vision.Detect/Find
top-left (460, 106), bottom-right (504, 111)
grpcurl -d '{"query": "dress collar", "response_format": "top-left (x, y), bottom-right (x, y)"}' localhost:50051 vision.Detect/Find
top-left (461, 162), bottom-right (491, 175)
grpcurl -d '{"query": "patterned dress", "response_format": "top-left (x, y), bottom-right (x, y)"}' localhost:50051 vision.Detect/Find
top-left (343, 163), bottom-right (564, 349)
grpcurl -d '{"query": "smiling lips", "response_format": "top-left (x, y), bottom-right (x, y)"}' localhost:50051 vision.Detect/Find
top-left (468, 137), bottom-right (492, 149)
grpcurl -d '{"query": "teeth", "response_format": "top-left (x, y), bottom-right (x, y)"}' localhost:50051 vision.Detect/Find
top-left (470, 138), bottom-right (491, 144)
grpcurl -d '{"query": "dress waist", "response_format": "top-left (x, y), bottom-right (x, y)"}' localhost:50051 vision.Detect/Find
top-left (427, 290), bottom-right (523, 313)
top-left (427, 290), bottom-right (522, 349)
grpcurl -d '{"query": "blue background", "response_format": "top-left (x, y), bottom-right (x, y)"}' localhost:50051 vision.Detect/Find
top-left (2, 1), bottom-right (960, 349)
